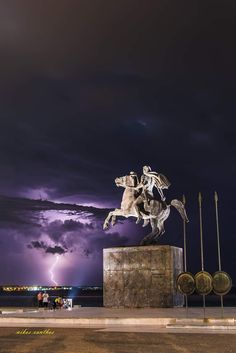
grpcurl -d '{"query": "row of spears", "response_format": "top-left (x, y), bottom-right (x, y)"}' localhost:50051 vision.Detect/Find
top-left (176, 192), bottom-right (232, 318)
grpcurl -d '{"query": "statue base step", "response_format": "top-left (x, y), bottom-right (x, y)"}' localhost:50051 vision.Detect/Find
top-left (103, 245), bottom-right (183, 308)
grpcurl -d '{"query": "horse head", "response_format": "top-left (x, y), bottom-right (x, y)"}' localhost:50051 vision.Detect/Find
top-left (115, 175), bottom-right (136, 188)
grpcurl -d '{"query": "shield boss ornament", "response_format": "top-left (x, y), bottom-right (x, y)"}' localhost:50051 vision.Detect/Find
top-left (176, 272), bottom-right (195, 295)
top-left (195, 271), bottom-right (213, 295)
top-left (212, 271), bottom-right (232, 295)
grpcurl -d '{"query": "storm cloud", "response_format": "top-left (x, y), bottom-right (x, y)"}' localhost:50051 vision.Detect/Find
top-left (28, 240), bottom-right (67, 255)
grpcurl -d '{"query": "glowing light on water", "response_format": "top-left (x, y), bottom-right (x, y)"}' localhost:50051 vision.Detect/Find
top-left (49, 255), bottom-right (60, 286)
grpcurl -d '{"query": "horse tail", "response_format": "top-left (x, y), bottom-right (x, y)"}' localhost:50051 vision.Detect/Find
top-left (170, 199), bottom-right (189, 222)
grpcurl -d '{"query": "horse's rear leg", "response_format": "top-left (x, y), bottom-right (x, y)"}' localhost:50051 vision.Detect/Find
top-left (142, 219), bottom-right (149, 227)
top-left (153, 208), bottom-right (170, 241)
top-left (140, 219), bottom-right (160, 245)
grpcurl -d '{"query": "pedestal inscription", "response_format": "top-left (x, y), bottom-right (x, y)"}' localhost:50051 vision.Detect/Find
top-left (103, 245), bottom-right (183, 308)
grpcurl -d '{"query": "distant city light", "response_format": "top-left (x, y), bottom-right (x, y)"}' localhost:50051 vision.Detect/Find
top-left (0, 286), bottom-right (104, 293)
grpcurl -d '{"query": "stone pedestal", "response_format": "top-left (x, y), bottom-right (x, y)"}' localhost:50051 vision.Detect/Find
top-left (103, 245), bottom-right (183, 308)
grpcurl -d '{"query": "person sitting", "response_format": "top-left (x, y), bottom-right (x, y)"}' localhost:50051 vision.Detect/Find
top-left (57, 296), bottom-right (63, 309)
top-left (52, 296), bottom-right (63, 310)
top-left (52, 297), bottom-right (58, 311)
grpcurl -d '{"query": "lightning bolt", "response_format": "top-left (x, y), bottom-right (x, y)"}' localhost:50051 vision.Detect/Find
top-left (49, 255), bottom-right (60, 286)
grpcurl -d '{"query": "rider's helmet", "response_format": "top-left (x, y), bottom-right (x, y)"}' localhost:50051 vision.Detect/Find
top-left (143, 165), bottom-right (151, 173)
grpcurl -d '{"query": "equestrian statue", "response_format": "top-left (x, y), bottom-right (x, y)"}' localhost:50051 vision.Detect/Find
top-left (103, 166), bottom-right (189, 245)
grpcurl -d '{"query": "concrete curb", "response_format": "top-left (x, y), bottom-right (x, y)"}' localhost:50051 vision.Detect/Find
top-left (0, 316), bottom-right (236, 329)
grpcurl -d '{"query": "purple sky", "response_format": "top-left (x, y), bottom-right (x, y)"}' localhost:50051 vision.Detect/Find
top-left (0, 197), bottom-right (146, 285)
top-left (0, 1), bottom-right (236, 285)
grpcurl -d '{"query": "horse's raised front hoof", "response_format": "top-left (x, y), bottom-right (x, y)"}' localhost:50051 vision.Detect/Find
top-left (103, 222), bottom-right (109, 230)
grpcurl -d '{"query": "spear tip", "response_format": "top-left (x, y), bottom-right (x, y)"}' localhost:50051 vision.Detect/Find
top-left (198, 192), bottom-right (202, 202)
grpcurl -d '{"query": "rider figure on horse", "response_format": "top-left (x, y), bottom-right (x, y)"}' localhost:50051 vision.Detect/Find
top-left (103, 166), bottom-right (188, 244)
top-left (133, 166), bottom-right (171, 224)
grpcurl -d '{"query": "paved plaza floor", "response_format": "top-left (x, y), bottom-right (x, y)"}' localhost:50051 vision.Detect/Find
top-left (0, 307), bottom-right (236, 332)
top-left (0, 307), bottom-right (236, 352)
top-left (0, 327), bottom-right (236, 353)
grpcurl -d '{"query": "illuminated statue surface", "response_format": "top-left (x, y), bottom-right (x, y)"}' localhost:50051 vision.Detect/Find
top-left (103, 166), bottom-right (189, 245)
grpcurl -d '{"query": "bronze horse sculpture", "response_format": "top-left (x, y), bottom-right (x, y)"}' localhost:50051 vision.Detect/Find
top-left (103, 169), bottom-right (188, 245)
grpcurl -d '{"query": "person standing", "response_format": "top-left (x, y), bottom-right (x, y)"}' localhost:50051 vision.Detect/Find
top-left (37, 292), bottom-right (43, 307)
top-left (42, 291), bottom-right (49, 309)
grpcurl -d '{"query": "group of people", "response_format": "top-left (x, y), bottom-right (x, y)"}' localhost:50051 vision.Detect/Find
top-left (37, 291), bottom-right (64, 310)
